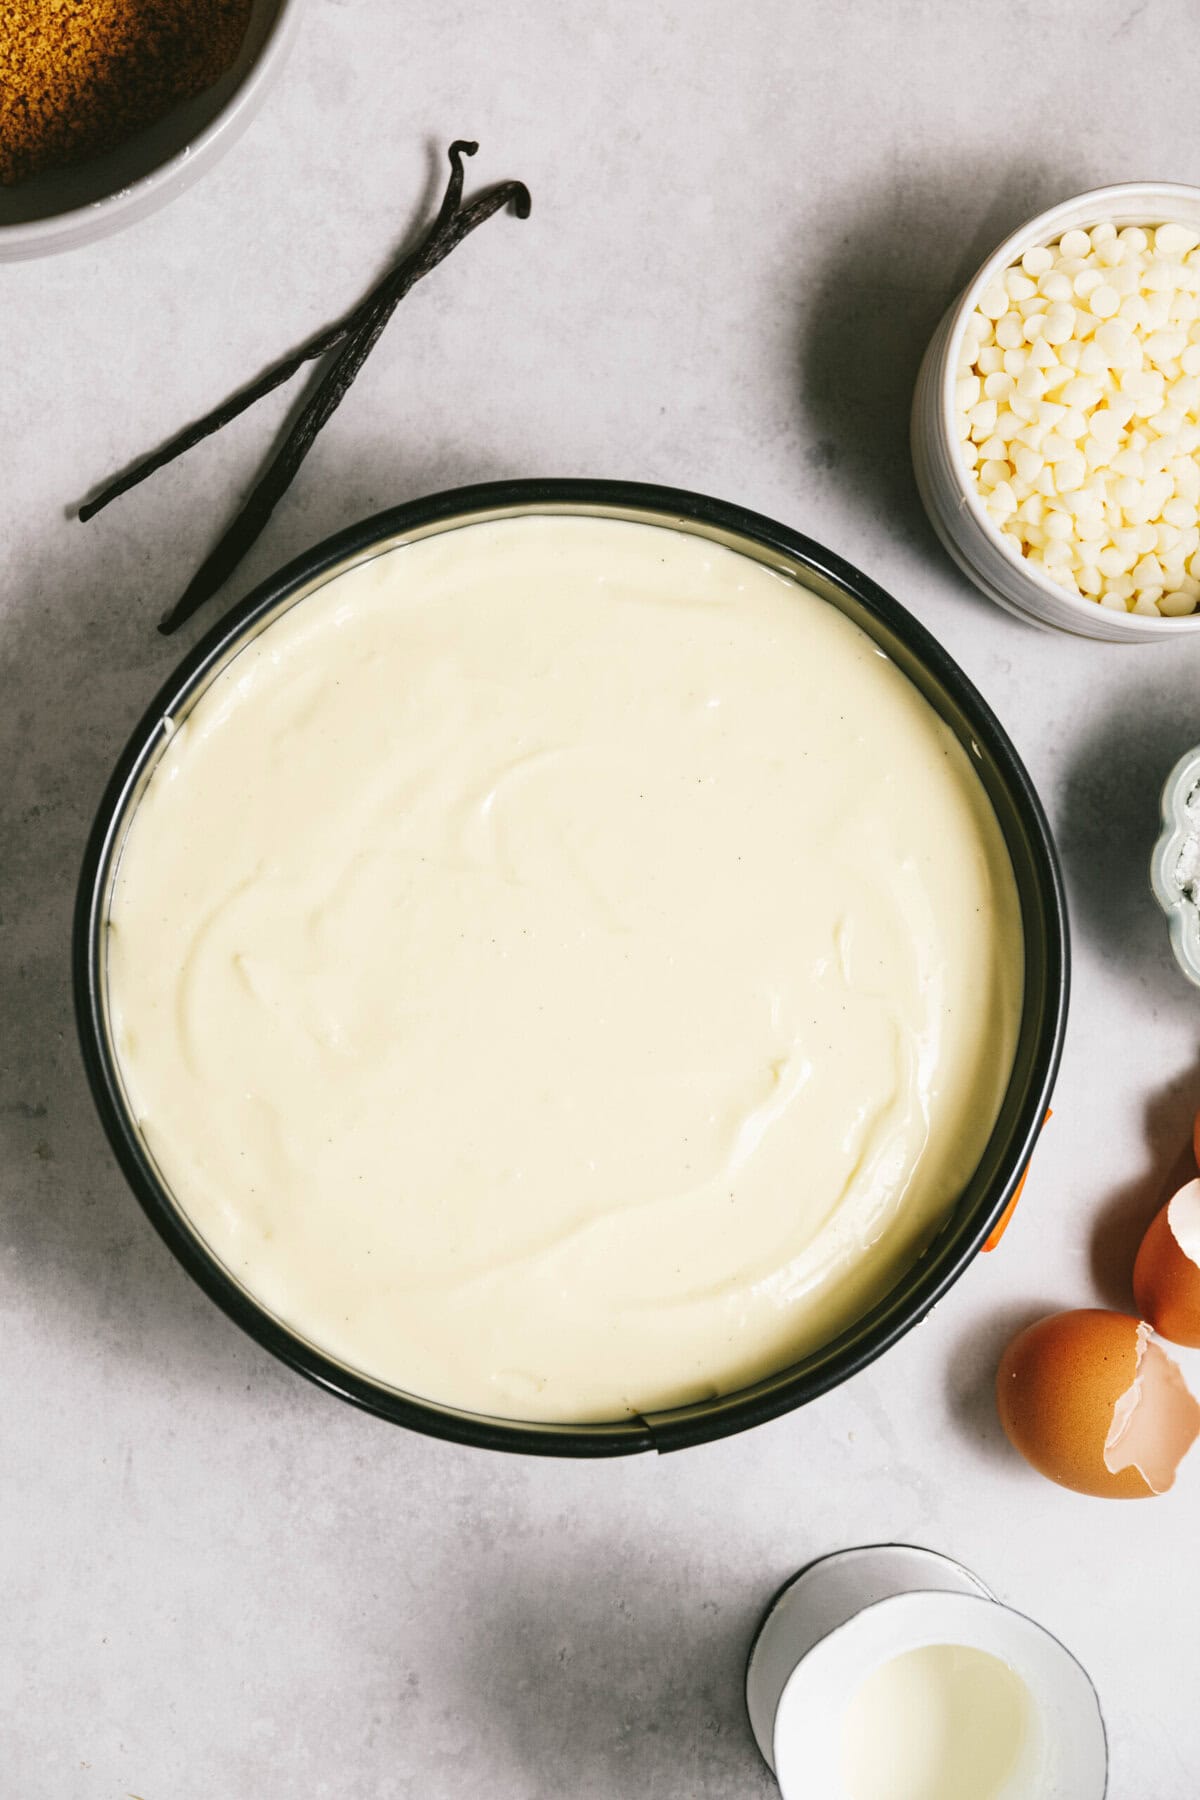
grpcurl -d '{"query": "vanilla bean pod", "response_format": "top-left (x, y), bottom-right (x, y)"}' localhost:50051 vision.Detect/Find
top-left (76, 139), bottom-right (531, 637)
top-left (159, 172), bottom-right (529, 633)
top-left (79, 140), bottom-right (483, 523)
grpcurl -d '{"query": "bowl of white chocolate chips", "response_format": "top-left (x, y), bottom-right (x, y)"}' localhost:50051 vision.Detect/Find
top-left (913, 182), bottom-right (1200, 641)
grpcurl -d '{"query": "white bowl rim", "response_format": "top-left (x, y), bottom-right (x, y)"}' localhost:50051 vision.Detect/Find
top-left (0, 0), bottom-right (299, 257)
top-left (936, 178), bottom-right (1200, 637)
top-left (772, 1588), bottom-right (1108, 1798)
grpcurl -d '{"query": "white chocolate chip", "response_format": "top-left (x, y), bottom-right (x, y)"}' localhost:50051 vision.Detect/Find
top-left (1158, 222), bottom-right (1200, 257)
top-left (979, 282), bottom-right (1009, 320)
top-left (956, 219), bottom-right (1200, 617)
top-left (1089, 283), bottom-right (1120, 318)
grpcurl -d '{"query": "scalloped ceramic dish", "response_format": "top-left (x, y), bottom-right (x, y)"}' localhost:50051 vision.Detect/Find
top-left (1152, 748), bottom-right (1200, 988)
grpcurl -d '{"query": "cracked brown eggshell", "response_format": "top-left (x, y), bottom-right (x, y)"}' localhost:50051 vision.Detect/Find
top-left (1134, 1179), bottom-right (1200, 1349)
top-left (996, 1308), bottom-right (1200, 1499)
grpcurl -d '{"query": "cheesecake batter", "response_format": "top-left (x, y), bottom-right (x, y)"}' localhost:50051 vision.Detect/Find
top-left (106, 514), bottom-right (1024, 1422)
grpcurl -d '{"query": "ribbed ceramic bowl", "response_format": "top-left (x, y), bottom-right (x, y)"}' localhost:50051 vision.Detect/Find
top-left (75, 481), bottom-right (1069, 1456)
top-left (1152, 746), bottom-right (1200, 988)
top-left (0, 0), bottom-right (300, 260)
top-left (913, 181), bottom-right (1200, 643)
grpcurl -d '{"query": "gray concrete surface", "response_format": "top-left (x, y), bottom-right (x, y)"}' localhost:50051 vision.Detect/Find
top-left (4, 1), bottom-right (1200, 1794)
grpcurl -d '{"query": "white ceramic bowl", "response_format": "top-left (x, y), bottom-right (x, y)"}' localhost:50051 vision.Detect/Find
top-left (745, 1545), bottom-right (1106, 1800)
top-left (745, 1546), bottom-right (994, 1773)
top-left (0, 0), bottom-right (301, 261)
top-left (772, 1591), bottom-right (1107, 1799)
top-left (912, 181), bottom-right (1200, 643)
top-left (1151, 745), bottom-right (1200, 988)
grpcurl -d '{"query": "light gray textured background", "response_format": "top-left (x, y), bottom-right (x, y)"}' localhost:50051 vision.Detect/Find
top-left (4, 2), bottom-right (1200, 1795)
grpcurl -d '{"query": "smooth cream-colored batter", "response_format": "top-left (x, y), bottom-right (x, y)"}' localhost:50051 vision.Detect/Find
top-left (106, 514), bottom-right (1024, 1422)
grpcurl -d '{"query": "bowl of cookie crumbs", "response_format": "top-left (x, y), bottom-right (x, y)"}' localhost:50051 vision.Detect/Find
top-left (0, 0), bottom-right (301, 260)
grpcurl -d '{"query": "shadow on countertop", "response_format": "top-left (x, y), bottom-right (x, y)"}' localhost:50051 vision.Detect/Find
top-left (452, 1548), bottom-right (776, 1800)
top-left (1056, 679), bottom-right (1200, 1005)
top-left (943, 1299), bottom-right (1065, 1467)
top-left (0, 427), bottom-right (518, 1397)
top-left (1088, 1054), bottom-right (1200, 1312)
top-left (793, 155), bottom-right (1107, 578)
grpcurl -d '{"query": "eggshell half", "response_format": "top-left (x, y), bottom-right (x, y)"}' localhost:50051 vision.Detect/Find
top-left (996, 1309), bottom-right (1200, 1499)
top-left (1134, 1179), bottom-right (1200, 1348)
